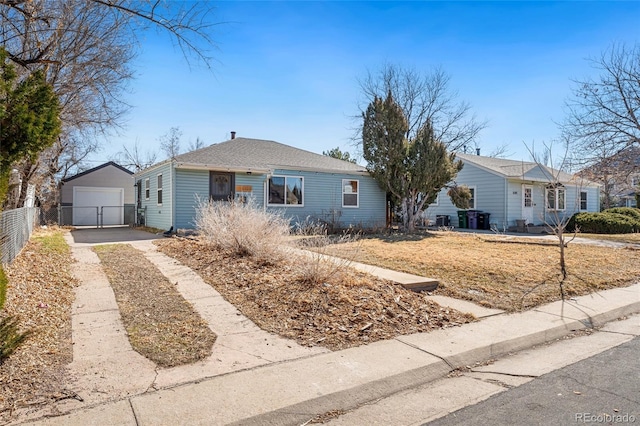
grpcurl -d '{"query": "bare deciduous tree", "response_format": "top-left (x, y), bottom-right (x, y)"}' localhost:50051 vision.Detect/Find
top-left (357, 63), bottom-right (487, 152)
top-left (187, 137), bottom-right (207, 152)
top-left (159, 127), bottom-right (183, 159)
top-left (563, 43), bottom-right (640, 154)
top-left (0, 0), bottom-right (220, 206)
top-left (111, 141), bottom-right (158, 173)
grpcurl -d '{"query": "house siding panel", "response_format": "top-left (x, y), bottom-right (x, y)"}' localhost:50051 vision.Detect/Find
top-left (267, 169), bottom-right (386, 229)
top-left (61, 165), bottom-right (134, 204)
top-left (425, 162), bottom-right (506, 228)
top-left (138, 162), bottom-right (173, 230)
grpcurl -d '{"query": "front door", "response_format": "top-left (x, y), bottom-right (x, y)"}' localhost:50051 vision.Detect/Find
top-left (522, 184), bottom-right (534, 224)
top-left (210, 172), bottom-right (235, 201)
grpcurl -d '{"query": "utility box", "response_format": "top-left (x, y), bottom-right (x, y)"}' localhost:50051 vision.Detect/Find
top-left (436, 215), bottom-right (450, 226)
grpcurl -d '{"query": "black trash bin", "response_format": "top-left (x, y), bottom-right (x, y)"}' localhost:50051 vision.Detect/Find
top-left (457, 211), bottom-right (467, 228)
top-left (467, 210), bottom-right (480, 229)
top-left (436, 215), bottom-right (450, 226)
top-left (478, 212), bottom-right (491, 230)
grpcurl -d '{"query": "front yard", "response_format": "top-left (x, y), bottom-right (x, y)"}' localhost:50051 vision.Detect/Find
top-left (319, 231), bottom-right (640, 312)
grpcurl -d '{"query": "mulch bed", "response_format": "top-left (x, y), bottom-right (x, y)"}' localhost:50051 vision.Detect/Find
top-left (155, 237), bottom-right (475, 351)
top-left (0, 229), bottom-right (76, 422)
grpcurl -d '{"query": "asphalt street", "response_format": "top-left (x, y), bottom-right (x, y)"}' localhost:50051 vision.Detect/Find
top-left (426, 336), bottom-right (640, 426)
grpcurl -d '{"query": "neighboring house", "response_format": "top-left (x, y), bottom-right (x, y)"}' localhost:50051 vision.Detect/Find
top-left (60, 161), bottom-right (135, 226)
top-left (578, 146), bottom-right (640, 209)
top-left (134, 136), bottom-right (387, 231)
top-left (424, 153), bottom-right (601, 230)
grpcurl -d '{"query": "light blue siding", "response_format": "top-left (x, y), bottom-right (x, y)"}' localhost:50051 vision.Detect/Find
top-left (266, 169), bottom-right (386, 229)
top-left (137, 162), bottom-right (173, 231)
top-left (424, 162), bottom-right (507, 227)
top-left (173, 169), bottom-right (266, 229)
top-left (148, 166), bottom-right (385, 230)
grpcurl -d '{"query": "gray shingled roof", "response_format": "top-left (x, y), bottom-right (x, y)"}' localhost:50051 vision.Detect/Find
top-left (456, 153), bottom-right (578, 183)
top-left (173, 137), bottom-right (367, 173)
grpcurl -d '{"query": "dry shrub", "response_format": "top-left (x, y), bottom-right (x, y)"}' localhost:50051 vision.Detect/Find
top-left (294, 218), bottom-right (362, 285)
top-left (194, 198), bottom-right (291, 264)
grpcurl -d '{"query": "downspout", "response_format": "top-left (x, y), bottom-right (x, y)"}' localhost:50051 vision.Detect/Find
top-left (504, 179), bottom-right (508, 229)
top-left (171, 159), bottom-right (176, 230)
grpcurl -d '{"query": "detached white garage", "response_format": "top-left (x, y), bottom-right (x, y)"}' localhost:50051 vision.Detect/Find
top-left (60, 162), bottom-right (134, 226)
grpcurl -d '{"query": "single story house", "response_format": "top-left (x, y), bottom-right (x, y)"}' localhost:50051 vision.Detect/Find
top-left (134, 136), bottom-right (387, 231)
top-left (424, 153), bottom-right (601, 230)
top-left (60, 161), bottom-right (135, 226)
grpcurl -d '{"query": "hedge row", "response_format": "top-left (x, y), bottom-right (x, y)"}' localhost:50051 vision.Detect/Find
top-left (567, 208), bottom-right (640, 234)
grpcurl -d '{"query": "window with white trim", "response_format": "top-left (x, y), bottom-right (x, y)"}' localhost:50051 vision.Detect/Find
top-left (546, 184), bottom-right (565, 210)
top-left (144, 178), bottom-right (150, 200)
top-left (267, 176), bottom-right (303, 206)
top-left (632, 176), bottom-right (640, 187)
top-left (580, 191), bottom-right (588, 210)
top-left (342, 179), bottom-right (359, 207)
top-left (468, 186), bottom-right (476, 209)
top-left (157, 174), bottom-right (163, 205)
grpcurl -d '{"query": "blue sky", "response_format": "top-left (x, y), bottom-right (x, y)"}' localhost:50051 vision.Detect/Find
top-left (90, 1), bottom-right (640, 166)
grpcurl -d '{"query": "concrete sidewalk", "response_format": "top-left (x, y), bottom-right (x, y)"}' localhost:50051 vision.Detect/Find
top-left (24, 281), bottom-right (640, 426)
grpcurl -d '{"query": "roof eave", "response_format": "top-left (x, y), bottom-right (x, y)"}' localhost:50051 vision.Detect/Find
top-left (174, 162), bottom-right (271, 174)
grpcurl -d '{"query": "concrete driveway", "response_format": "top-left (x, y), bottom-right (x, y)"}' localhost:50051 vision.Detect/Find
top-left (70, 226), bottom-right (162, 246)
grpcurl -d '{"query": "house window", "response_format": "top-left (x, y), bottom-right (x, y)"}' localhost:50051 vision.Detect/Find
top-left (546, 185), bottom-right (565, 210)
top-left (468, 186), bottom-right (476, 209)
top-left (144, 178), bottom-right (150, 200)
top-left (523, 187), bottom-right (532, 208)
top-left (342, 179), bottom-right (359, 207)
top-left (268, 176), bottom-right (303, 206)
top-left (580, 191), bottom-right (588, 210)
top-left (157, 174), bottom-right (163, 205)
top-left (632, 176), bottom-right (640, 187)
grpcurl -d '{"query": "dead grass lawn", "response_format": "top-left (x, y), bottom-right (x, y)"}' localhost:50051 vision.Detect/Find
top-left (94, 244), bottom-right (216, 367)
top-left (321, 231), bottom-right (640, 312)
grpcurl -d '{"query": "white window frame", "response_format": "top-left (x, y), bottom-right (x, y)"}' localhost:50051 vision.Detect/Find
top-left (580, 190), bottom-right (588, 211)
top-left (342, 179), bottom-right (359, 208)
top-left (157, 174), bottom-right (163, 206)
top-left (546, 185), bottom-right (566, 211)
top-left (266, 175), bottom-right (304, 207)
top-left (144, 178), bottom-right (150, 200)
top-left (468, 186), bottom-right (476, 209)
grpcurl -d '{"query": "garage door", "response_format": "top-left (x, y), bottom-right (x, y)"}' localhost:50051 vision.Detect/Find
top-left (73, 186), bottom-right (124, 226)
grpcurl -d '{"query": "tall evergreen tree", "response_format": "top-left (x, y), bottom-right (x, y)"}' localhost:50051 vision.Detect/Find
top-left (363, 92), bottom-right (466, 232)
top-left (0, 48), bottom-right (61, 205)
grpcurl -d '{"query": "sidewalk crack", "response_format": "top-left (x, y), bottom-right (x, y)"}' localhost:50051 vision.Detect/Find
top-left (394, 338), bottom-right (457, 370)
top-left (129, 399), bottom-right (140, 426)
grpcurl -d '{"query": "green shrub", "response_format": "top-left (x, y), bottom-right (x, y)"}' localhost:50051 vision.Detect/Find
top-left (0, 316), bottom-right (31, 364)
top-left (568, 211), bottom-right (640, 234)
top-left (605, 207), bottom-right (640, 221)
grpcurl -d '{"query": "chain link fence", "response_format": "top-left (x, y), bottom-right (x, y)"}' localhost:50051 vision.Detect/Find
top-left (40, 205), bottom-right (138, 227)
top-left (0, 207), bottom-right (39, 265)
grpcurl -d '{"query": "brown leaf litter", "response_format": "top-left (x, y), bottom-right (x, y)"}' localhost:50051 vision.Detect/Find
top-left (156, 237), bottom-right (476, 351)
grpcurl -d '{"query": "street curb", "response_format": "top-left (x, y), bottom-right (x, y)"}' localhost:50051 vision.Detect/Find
top-left (20, 286), bottom-right (640, 426)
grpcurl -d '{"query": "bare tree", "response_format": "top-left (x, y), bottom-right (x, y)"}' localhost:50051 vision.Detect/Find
top-left (111, 141), bottom-right (158, 172)
top-left (187, 137), bottom-right (206, 152)
top-left (357, 63), bottom-right (487, 152)
top-left (159, 127), bottom-right (183, 159)
top-left (525, 141), bottom-right (583, 302)
top-left (575, 144), bottom-right (640, 209)
top-left (563, 43), bottom-right (640, 155)
top-left (0, 0), bottom-right (221, 206)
